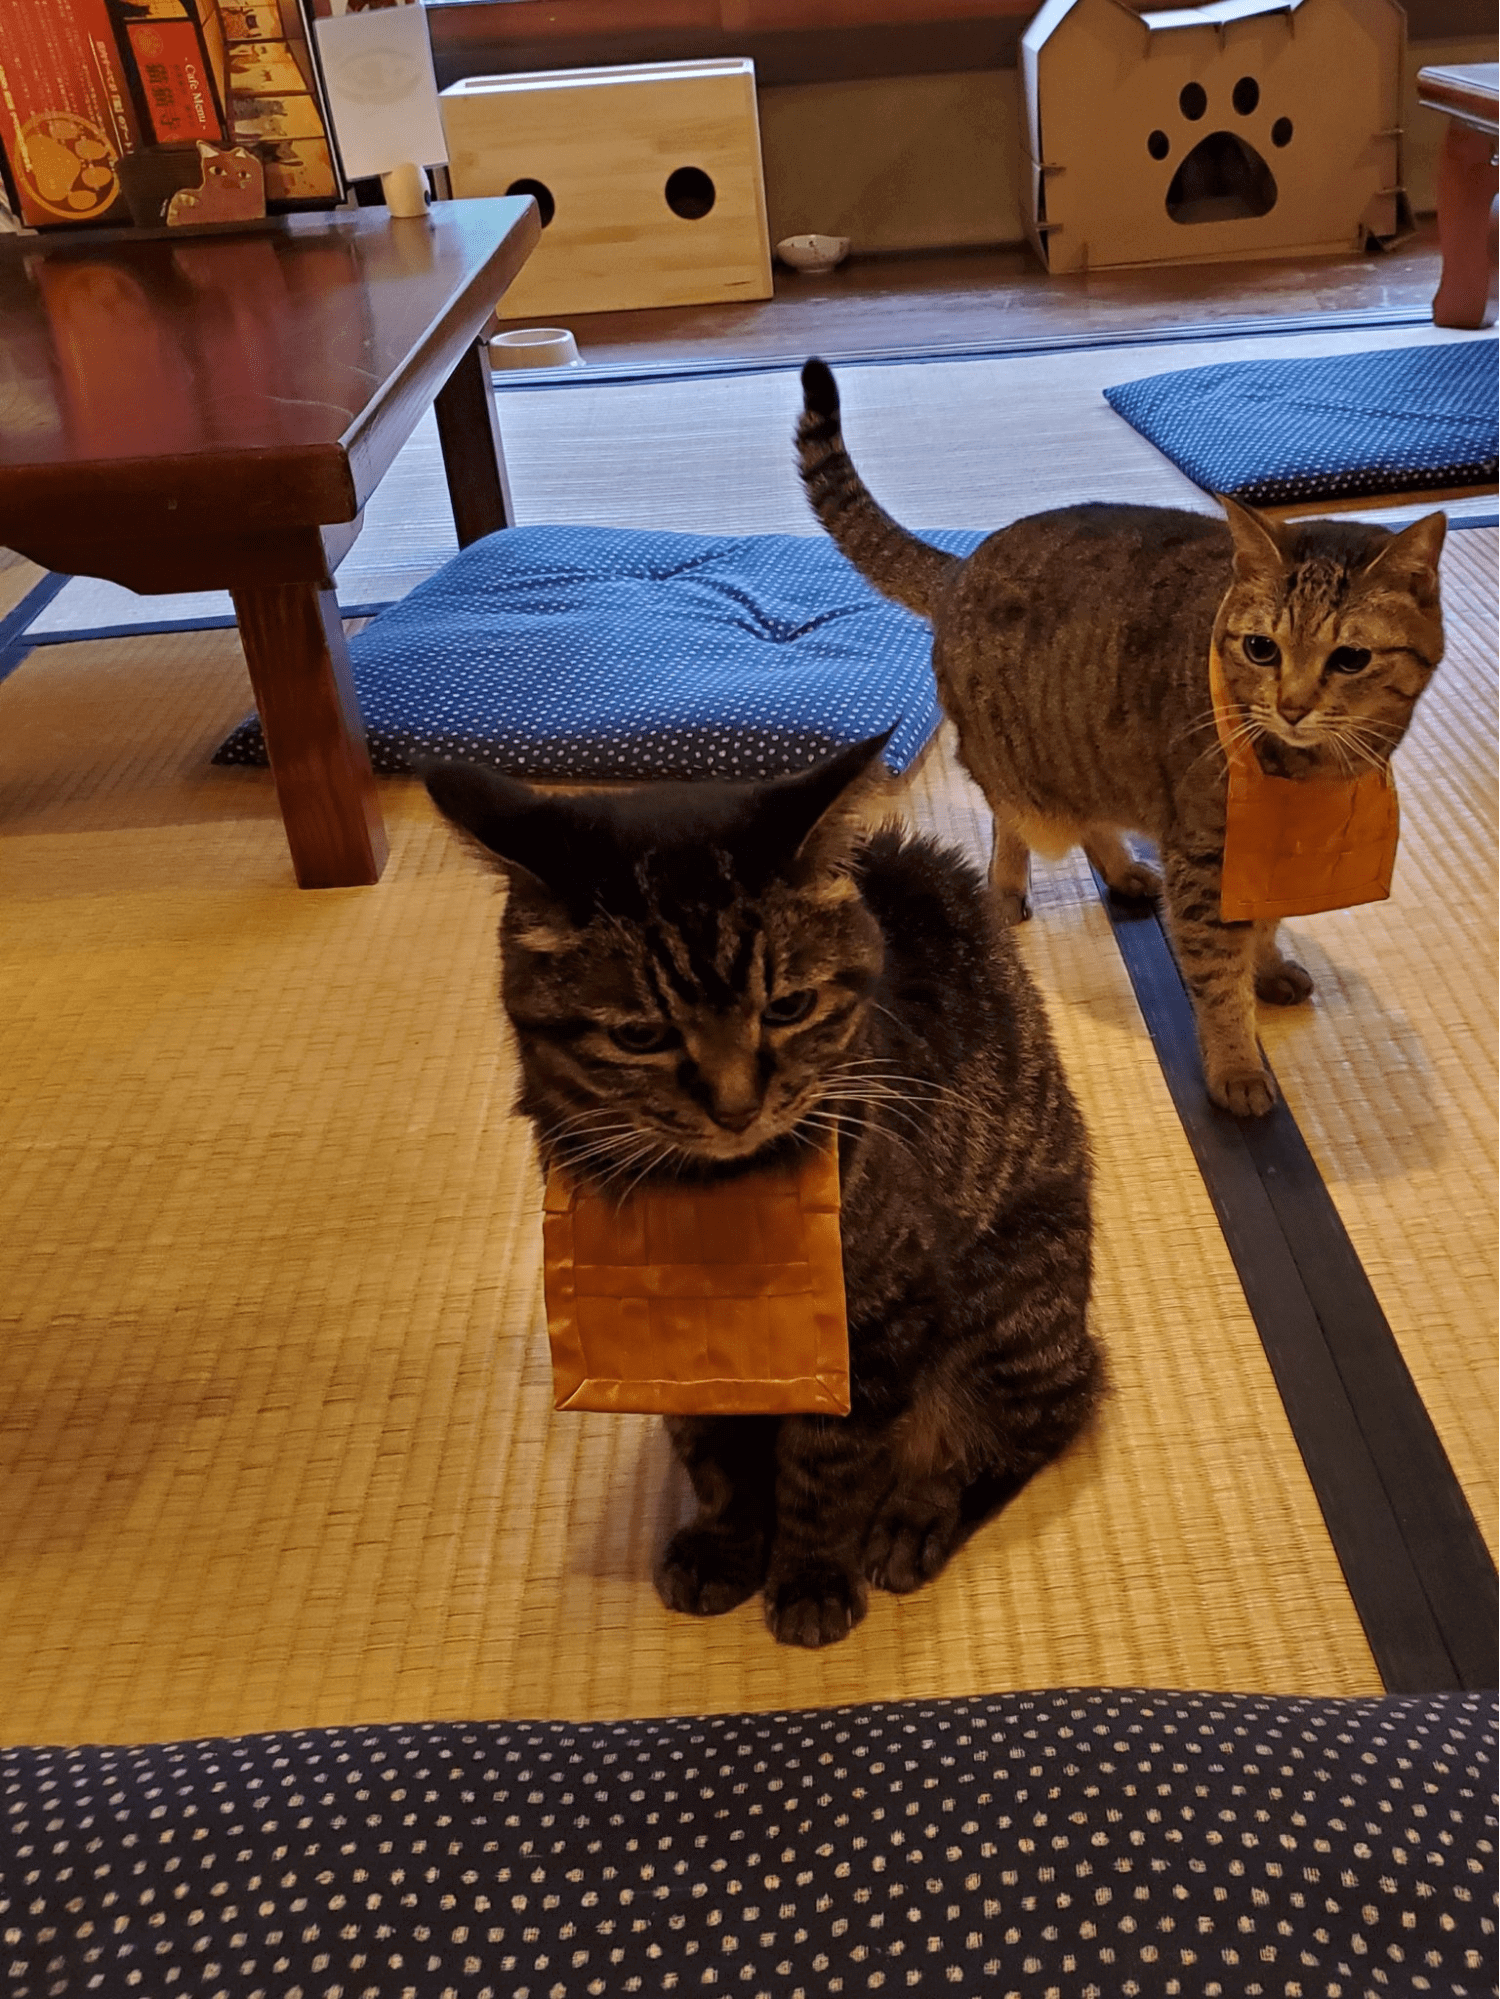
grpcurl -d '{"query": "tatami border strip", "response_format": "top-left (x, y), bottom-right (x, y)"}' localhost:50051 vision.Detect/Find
top-left (1095, 880), bottom-right (1499, 1694)
top-left (21, 600), bottom-right (395, 650)
top-left (0, 571), bottom-right (69, 686)
top-left (485, 305), bottom-right (1444, 391)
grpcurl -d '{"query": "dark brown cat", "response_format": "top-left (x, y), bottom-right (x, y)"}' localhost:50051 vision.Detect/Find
top-left (797, 358), bottom-right (1447, 1116)
top-left (424, 741), bottom-right (1099, 1647)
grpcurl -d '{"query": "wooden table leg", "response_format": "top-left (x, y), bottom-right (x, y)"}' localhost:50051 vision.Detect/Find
top-left (1432, 122), bottom-right (1499, 329)
top-left (434, 339), bottom-right (515, 545)
top-left (231, 580), bottom-right (388, 889)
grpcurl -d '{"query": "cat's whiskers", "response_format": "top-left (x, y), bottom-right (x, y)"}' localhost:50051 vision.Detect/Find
top-left (1185, 709), bottom-right (1265, 777)
top-left (557, 1137), bottom-right (662, 1185)
top-left (549, 1104), bottom-right (644, 1140)
top-left (830, 1047), bottom-right (967, 1109)
top-left (611, 1138), bottom-right (689, 1206)
top-left (799, 1104), bottom-right (920, 1166)
top-left (1172, 703), bottom-right (1229, 749)
top-left (815, 1090), bottom-right (926, 1139)
top-left (1325, 718), bottom-right (1397, 774)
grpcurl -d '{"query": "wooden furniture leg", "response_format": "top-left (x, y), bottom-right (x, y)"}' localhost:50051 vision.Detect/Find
top-left (231, 580), bottom-right (388, 889)
top-left (1432, 122), bottom-right (1499, 329)
top-left (434, 340), bottom-right (515, 545)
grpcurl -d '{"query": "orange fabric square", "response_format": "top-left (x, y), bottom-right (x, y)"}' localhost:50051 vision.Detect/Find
top-left (1211, 641), bottom-right (1400, 923)
top-left (542, 1143), bottom-right (850, 1415)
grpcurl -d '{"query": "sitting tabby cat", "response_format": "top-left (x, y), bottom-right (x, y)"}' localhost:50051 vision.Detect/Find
top-left (424, 741), bottom-right (1099, 1648)
top-left (797, 358), bottom-right (1447, 1117)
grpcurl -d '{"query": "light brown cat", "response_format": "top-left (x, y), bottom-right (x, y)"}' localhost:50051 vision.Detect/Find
top-left (797, 358), bottom-right (1446, 1116)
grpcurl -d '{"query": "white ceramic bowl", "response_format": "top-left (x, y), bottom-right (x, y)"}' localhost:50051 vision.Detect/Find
top-left (775, 233), bottom-right (851, 274)
top-left (489, 327), bottom-right (583, 370)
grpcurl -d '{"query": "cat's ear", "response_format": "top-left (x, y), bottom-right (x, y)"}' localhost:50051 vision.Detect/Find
top-left (750, 732), bottom-right (893, 876)
top-left (1362, 511), bottom-right (1446, 597)
top-left (420, 758), bottom-right (574, 896)
top-left (1218, 494), bottom-right (1288, 581)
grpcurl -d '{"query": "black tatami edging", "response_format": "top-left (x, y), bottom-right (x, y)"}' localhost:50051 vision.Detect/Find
top-left (0, 570), bottom-right (69, 687)
top-left (1095, 878), bottom-right (1499, 1695)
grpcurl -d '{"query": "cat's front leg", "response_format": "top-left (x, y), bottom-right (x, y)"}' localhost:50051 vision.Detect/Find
top-left (1253, 920), bottom-right (1314, 1006)
top-left (987, 814), bottom-right (1033, 925)
top-left (764, 1415), bottom-right (891, 1647)
top-left (1161, 847), bottom-right (1276, 1116)
top-left (656, 1414), bottom-right (778, 1617)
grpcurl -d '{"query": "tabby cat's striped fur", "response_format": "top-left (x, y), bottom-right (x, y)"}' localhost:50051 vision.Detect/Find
top-left (424, 743), bottom-right (1098, 1648)
top-left (797, 358), bottom-right (1447, 1116)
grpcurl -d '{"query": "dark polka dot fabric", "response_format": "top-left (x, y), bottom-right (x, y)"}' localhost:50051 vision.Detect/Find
top-left (3, 1690), bottom-right (1494, 1998)
top-left (1103, 339), bottom-right (1499, 507)
top-left (213, 527), bottom-right (987, 783)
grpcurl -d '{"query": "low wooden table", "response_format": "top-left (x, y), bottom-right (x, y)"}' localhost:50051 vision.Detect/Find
top-left (1417, 63), bottom-right (1498, 330)
top-left (0, 196), bottom-right (541, 887)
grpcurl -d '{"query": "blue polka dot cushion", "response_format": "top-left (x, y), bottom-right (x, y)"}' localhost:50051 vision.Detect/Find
top-left (1104, 338), bottom-right (1499, 507)
top-left (213, 525), bottom-right (986, 781)
top-left (1, 1690), bottom-right (1493, 1998)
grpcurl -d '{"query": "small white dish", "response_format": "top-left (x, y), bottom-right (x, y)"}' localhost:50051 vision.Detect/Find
top-left (776, 233), bottom-right (851, 274)
top-left (489, 327), bottom-right (584, 370)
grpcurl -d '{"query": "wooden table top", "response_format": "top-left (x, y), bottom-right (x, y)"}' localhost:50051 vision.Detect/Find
top-left (1416, 63), bottom-right (1499, 137)
top-left (0, 197), bottom-right (540, 542)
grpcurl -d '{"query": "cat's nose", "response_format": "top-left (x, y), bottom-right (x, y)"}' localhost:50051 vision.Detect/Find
top-left (711, 1102), bottom-right (760, 1133)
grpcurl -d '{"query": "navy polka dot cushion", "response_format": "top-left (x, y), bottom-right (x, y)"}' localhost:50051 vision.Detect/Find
top-left (214, 525), bottom-right (986, 782)
top-left (1104, 338), bottom-right (1499, 507)
top-left (1, 1690), bottom-right (1493, 1998)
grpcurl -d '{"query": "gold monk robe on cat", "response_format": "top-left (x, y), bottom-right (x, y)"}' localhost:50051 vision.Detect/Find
top-left (1209, 640), bottom-right (1400, 923)
top-left (542, 1142), bottom-right (850, 1415)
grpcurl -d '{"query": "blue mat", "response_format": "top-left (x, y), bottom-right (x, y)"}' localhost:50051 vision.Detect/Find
top-left (1103, 339), bottom-right (1499, 507)
top-left (214, 525), bottom-right (987, 782)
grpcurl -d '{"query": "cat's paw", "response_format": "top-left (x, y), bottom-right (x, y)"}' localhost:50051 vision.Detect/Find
top-left (991, 889), bottom-right (1032, 926)
top-left (656, 1524), bottom-right (767, 1618)
top-left (1206, 1061), bottom-right (1278, 1118)
top-left (1255, 958), bottom-right (1314, 1006)
top-left (865, 1504), bottom-right (961, 1594)
top-left (765, 1563), bottom-right (868, 1648)
top-left (1104, 861), bottom-right (1162, 906)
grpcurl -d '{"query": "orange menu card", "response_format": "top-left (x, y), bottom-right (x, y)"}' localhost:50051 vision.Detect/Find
top-left (542, 1141), bottom-right (850, 1416)
top-left (1210, 640), bottom-right (1400, 924)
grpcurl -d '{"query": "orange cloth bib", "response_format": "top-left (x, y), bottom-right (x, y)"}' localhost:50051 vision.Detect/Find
top-left (1211, 640), bottom-right (1400, 924)
top-left (542, 1142), bottom-right (850, 1416)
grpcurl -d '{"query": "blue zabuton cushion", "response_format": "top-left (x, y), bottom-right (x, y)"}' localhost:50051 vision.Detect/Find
top-left (1103, 339), bottom-right (1499, 507)
top-left (213, 524), bottom-right (986, 781)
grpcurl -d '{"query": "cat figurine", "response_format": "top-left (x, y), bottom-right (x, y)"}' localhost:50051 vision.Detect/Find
top-left (797, 357), bottom-right (1447, 1117)
top-left (424, 740), bottom-right (1100, 1648)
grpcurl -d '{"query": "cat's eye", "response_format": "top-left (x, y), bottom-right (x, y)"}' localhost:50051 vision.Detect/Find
top-left (608, 1020), bottom-right (679, 1053)
top-left (762, 989), bottom-right (817, 1028)
top-left (1326, 646), bottom-right (1372, 675)
top-left (1241, 633), bottom-right (1281, 666)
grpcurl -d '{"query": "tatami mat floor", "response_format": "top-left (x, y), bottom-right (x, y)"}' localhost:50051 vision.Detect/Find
top-left (8, 523), bottom-right (1493, 1740)
top-left (0, 361), bottom-right (1492, 1745)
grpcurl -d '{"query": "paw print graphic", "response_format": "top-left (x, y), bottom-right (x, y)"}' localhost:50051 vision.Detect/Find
top-left (1147, 78), bottom-right (1292, 224)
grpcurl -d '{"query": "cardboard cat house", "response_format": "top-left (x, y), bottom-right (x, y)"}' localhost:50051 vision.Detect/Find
top-left (440, 59), bottom-right (773, 318)
top-left (1021, 0), bottom-right (1407, 273)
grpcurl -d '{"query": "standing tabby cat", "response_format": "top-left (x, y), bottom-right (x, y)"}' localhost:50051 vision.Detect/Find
top-left (797, 358), bottom-right (1447, 1116)
top-left (424, 741), bottom-right (1099, 1648)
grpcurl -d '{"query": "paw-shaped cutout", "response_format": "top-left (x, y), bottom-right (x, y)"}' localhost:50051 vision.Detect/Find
top-left (1145, 77), bottom-right (1287, 224)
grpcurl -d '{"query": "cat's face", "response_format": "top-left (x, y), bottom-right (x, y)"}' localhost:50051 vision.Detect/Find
top-left (1214, 500), bottom-right (1445, 776)
top-left (424, 741), bottom-right (888, 1183)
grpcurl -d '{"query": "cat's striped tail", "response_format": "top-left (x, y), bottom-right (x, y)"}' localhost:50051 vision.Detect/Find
top-left (797, 357), bottom-right (959, 621)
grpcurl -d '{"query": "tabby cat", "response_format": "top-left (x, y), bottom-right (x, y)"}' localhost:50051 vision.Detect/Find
top-left (797, 358), bottom-right (1447, 1117)
top-left (424, 742), bottom-right (1099, 1648)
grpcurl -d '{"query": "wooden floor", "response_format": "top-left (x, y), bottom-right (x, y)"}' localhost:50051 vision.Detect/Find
top-left (495, 221), bottom-right (1447, 367)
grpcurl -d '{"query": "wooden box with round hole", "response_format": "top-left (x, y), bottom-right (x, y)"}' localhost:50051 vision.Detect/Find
top-left (1021, 0), bottom-right (1407, 274)
top-left (440, 59), bottom-right (773, 317)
